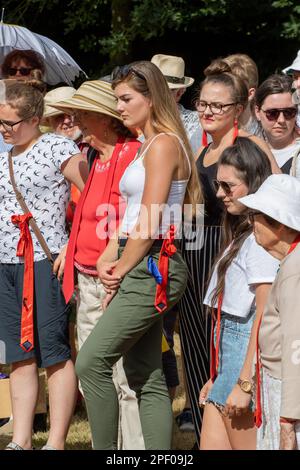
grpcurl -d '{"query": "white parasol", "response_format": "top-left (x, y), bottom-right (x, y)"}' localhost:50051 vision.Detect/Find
top-left (0, 16), bottom-right (87, 85)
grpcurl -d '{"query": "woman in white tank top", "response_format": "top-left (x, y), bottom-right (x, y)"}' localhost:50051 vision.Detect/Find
top-left (75, 61), bottom-right (203, 449)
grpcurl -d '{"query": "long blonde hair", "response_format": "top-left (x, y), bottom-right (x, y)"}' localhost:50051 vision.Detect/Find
top-left (112, 61), bottom-right (203, 209)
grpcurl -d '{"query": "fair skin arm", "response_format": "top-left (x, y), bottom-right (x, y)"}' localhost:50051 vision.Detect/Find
top-left (97, 135), bottom-right (179, 295)
top-left (52, 154), bottom-right (89, 276)
top-left (224, 283), bottom-right (272, 417)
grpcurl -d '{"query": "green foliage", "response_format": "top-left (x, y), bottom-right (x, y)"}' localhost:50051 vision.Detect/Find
top-left (2, 0), bottom-right (300, 76)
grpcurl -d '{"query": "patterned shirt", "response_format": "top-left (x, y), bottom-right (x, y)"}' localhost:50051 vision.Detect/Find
top-left (178, 103), bottom-right (202, 154)
top-left (0, 133), bottom-right (80, 263)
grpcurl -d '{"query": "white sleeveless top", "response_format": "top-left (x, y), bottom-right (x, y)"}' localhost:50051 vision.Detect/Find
top-left (119, 132), bottom-right (191, 236)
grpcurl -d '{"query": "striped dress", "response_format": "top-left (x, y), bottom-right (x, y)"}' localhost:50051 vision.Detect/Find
top-left (178, 147), bottom-right (223, 444)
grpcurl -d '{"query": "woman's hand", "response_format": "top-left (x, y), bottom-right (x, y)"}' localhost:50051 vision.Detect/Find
top-left (53, 244), bottom-right (68, 280)
top-left (279, 422), bottom-right (297, 450)
top-left (102, 289), bottom-right (117, 310)
top-left (224, 384), bottom-right (252, 418)
top-left (199, 379), bottom-right (213, 407)
top-left (97, 259), bottom-right (122, 292)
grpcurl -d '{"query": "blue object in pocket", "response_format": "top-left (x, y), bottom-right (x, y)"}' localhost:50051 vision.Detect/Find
top-left (147, 255), bottom-right (162, 285)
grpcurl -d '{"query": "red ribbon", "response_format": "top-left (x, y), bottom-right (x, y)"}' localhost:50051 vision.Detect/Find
top-left (210, 293), bottom-right (223, 382)
top-left (11, 213), bottom-right (34, 352)
top-left (154, 225), bottom-right (177, 314)
top-left (254, 233), bottom-right (300, 428)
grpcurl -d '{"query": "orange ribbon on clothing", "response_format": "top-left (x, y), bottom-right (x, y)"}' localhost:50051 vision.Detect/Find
top-left (210, 293), bottom-right (223, 382)
top-left (11, 213), bottom-right (35, 352)
top-left (154, 225), bottom-right (177, 314)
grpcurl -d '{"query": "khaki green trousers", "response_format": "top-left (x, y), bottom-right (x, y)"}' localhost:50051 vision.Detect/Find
top-left (76, 249), bottom-right (187, 450)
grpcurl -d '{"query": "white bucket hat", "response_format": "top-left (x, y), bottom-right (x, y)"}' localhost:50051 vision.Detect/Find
top-left (283, 50), bottom-right (300, 74)
top-left (151, 54), bottom-right (194, 89)
top-left (239, 174), bottom-right (300, 231)
top-left (43, 86), bottom-right (76, 118)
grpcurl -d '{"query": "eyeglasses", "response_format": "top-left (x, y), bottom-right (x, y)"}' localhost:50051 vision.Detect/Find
top-left (213, 179), bottom-right (244, 195)
top-left (111, 64), bottom-right (146, 82)
top-left (197, 100), bottom-right (237, 115)
top-left (8, 67), bottom-right (33, 76)
top-left (248, 211), bottom-right (261, 224)
top-left (0, 115), bottom-right (34, 132)
top-left (261, 107), bottom-right (297, 121)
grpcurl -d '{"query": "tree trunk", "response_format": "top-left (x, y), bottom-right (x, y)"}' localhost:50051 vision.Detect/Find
top-left (110, 0), bottom-right (133, 65)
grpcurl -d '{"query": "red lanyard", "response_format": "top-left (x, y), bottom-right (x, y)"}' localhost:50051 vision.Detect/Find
top-left (12, 213), bottom-right (35, 352)
top-left (210, 293), bottom-right (223, 382)
top-left (154, 225), bottom-right (177, 314)
top-left (254, 233), bottom-right (300, 427)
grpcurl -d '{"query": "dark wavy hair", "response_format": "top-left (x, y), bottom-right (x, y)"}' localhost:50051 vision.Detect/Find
top-left (210, 136), bottom-right (272, 310)
top-left (1, 50), bottom-right (45, 78)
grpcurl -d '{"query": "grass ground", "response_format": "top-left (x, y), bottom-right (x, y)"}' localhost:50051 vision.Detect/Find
top-left (0, 333), bottom-right (196, 450)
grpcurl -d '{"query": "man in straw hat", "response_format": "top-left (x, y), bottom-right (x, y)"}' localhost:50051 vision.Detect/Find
top-left (51, 80), bottom-right (144, 450)
top-left (42, 86), bottom-right (82, 142)
top-left (151, 54), bottom-right (202, 153)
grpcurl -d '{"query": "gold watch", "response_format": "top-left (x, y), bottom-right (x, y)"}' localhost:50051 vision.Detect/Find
top-left (237, 378), bottom-right (253, 394)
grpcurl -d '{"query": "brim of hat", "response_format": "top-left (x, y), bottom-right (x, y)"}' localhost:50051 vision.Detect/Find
top-left (52, 96), bottom-right (122, 121)
top-left (282, 65), bottom-right (300, 74)
top-left (43, 106), bottom-right (64, 118)
top-left (167, 76), bottom-right (194, 89)
top-left (239, 193), bottom-right (300, 231)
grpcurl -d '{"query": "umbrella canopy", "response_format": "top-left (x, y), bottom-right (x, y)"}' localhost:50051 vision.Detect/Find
top-left (0, 22), bottom-right (87, 85)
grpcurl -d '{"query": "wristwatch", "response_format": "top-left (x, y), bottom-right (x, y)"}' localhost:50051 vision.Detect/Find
top-left (237, 378), bottom-right (253, 394)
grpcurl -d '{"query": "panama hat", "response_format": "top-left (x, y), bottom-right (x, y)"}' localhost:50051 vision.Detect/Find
top-left (239, 174), bottom-right (300, 231)
top-left (52, 80), bottom-right (121, 120)
top-left (43, 86), bottom-right (76, 118)
top-left (283, 50), bottom-right (300, 74)
top-left (151, 54), bottom-right (194, 89)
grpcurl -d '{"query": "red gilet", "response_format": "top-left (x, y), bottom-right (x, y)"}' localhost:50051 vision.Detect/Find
top-left (63, 137), bottom-right (140, 303)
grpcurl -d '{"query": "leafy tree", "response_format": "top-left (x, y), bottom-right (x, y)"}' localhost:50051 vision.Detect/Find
top-left (2, 0), bottom-right (300, 79)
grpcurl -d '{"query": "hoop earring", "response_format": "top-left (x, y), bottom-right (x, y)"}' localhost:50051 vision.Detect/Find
top-left (202, 130), bottom-right (208, 148)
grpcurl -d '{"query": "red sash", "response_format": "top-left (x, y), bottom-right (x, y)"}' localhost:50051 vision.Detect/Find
top-left (154, 225), bottom-right (177, 314)
top-left (210, 293), bottom-right (223, 382)
top-left (12, 213), bottom-right (34, 352)
top-left (254, 233), bottom-right (300, 428)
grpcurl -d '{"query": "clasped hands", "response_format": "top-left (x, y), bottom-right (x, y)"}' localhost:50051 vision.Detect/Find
top-left (96, 259), bottom-right (123, 310)
top-left (199, 381), bottom-right (251, 418)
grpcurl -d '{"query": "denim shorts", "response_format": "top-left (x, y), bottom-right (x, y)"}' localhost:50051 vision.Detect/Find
top-left (207, 308), bottom-right (255, 409)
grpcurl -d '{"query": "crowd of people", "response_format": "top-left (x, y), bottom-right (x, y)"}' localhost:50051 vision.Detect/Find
top-left (0, 46), bottom-right (300, 451)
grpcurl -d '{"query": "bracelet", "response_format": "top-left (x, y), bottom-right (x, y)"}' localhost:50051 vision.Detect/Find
top-left (280, 417), bottom-right (297, 424)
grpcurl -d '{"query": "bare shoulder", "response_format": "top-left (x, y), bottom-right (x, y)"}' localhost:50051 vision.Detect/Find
top-left (148, 133), bottom-right (181, 153)
top-left (144, 133), bottom-right (180, 166)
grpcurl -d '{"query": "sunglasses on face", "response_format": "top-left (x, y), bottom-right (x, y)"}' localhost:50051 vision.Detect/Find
top-left (111, 64), bottom-right (146, 82)
top-left (213, 179), bottom-right (243, 195)
top-left (248, 211), bottom-right (261, 224)
top-left (261, 107), bottom-right (297, 121)
top-left (8, 67), bottom-right (33, 76)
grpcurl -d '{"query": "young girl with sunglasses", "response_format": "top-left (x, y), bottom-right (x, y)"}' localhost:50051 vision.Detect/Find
top-left (177, 59), bottom-right (280, 446)
top-left (75, 61), bottom-right (202, 449)
top-left (255, 74), bottom-right (300, 176)
top-left (199, 137), bottom-right (279, 450)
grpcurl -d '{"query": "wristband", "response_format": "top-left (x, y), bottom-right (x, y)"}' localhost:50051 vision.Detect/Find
top-left (280, 417), bottom-right (296, 424)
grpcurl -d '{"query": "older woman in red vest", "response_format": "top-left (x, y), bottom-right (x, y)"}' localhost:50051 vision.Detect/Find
top-left (52, 80), bottom-right (144, 450)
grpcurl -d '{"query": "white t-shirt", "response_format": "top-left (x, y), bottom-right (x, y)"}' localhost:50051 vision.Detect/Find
top-left (271, 140), bottom-right (300, 169)
top-left (0, 133), bottom-right (80, 263)
top-left (204, 233), bottom-right (279, 318)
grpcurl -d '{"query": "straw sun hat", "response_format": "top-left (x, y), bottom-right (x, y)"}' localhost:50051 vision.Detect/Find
top-left (151, 54), bottom-right (194, 90)
top-left (51, 80), bottom-right (121, 120)
top-left (43, 86), bottom-right (76, 118)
